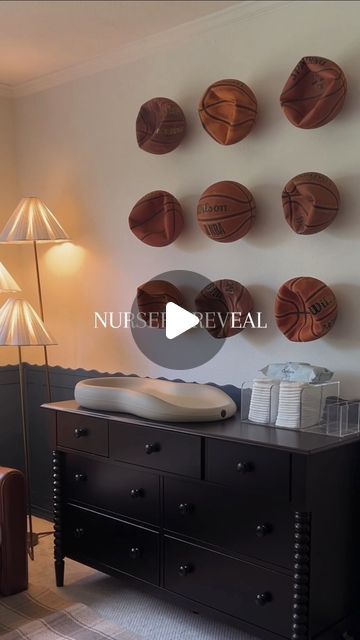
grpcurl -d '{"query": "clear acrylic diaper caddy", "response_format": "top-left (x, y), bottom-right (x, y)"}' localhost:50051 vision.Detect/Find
top-left (241, 379), bottom-right (341, 433)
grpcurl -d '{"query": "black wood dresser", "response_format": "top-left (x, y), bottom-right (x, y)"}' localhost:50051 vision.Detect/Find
top-left (43, 400), bottom-right (360, 640)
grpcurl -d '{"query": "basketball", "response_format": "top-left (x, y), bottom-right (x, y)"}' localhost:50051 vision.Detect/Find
top-left (280, 56), bottom-right (347, 129)
top-left (129, 190), bottom-right (184, 247)
top-left (197, 181), bottom-right (255, 242)
top-left (136, 97), bottom-right (186, 154)
top-left (282, 172), bottom-right (340, 235)
top-left (275, 277), bottom-right (337, 342)
top-left (137, 280), bottom-right (184, 329)
top-left (195, 279), bottom-right (254, 339)
top-left (198, 79), bottom-right (257, 145)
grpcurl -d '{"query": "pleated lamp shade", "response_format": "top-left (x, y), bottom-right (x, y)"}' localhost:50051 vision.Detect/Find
top-left (0, 298), bottom-right (56, 346)
top-left (0, 262), bottom-right (21, 292)
top-left (0, 197), bottom-right (69, 243)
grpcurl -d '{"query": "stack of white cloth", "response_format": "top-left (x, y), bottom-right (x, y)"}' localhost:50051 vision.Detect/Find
top-left (248, 379), bottom-right (280, 425)
top-left (275, 381), bottom-right (322, 429)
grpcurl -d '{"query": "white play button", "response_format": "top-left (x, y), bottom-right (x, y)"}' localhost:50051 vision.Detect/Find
top-left (165, 302), bottom-right (199, 340)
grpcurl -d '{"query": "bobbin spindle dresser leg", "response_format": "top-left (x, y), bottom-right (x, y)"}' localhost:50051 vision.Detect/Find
top-left (291, 511), bottom-right (311, 640)
top-left (53, 450), bottom-right (65, 587)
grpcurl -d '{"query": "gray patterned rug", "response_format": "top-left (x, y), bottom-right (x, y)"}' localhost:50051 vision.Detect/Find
top-left (0, 586), bottom-right (139, 640)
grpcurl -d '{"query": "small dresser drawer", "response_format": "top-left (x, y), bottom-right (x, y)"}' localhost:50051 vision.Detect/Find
top-left (164, 537), bottom-right (292, 637)
top-left (110, 423), bottom-right (201, 478)
top-left (64, 505), bottom-right (159, 585)
top-left (164, 477), bottom-right (292, 567)
top-left (206, 439), bottom-right (290, 500)
top-left (64, 453), bottom-right (160, 525)
top-left (57, 412), bottom-right (109, 457)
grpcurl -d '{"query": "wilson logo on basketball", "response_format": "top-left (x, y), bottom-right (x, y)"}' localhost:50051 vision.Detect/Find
top-left (308, 296), bottom-right (335, 316)
top-left (155, 126), bottom-right (184, 135)
top-left (198, 203), bottom-right (228, 214)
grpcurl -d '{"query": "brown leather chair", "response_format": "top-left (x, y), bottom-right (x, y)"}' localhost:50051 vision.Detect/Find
top-left (0, 467), bottom-right (28, 595)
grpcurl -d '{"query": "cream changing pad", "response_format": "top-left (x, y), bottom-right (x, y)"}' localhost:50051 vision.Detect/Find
top-left (74, 377), bottom-right (237, 422)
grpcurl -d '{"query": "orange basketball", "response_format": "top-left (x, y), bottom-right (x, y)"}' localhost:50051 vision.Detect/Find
top-left (282, 172), bottom-right (339, 235)
top-left (280, 56), bottom-right (347, 129)
top-left (129, 190), bottom-right (184, 247)
top-left (195, 279), bottom-right (254, 339)
top-left (137, 280), bottom-right (184, 329)
top-left (197, 181), bottom-right (255, 242)
top-left (198, 79), bottom-right (257, 145)
top-left (275, 277), bottom-right (337, 342)
top-left (136, 97), bottom-right (186, 154)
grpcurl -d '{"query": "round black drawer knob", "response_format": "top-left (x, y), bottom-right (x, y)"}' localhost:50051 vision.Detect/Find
top-left (256, 592), bottom-right (272, 606)
top-left (74, 428), bottom-right (88, 438)
top-left (178, 563), bottom-right (192, 577)
top-left (256, 523), bottom-right (272, 538)
top-left (145, 443), bottom-right (160, 455)
top-left (129, 547), bottom-right (141, 559)
top-left (178, 503), bottom-right (194, 515)
top-left (236, 461), bottom-right (252, 473)
top-left (130, 488), bottom-right (144, 499)
top-left (74, 473), bottom-right (87, 482)
top-left (74, 527), bottom-right (85, 538)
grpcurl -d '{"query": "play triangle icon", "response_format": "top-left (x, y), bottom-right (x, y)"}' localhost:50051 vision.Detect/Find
top-left (165, 302), bottom-right (199, 340)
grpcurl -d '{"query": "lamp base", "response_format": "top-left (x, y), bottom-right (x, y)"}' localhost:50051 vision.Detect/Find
top-left (26, 530), bottom-right (53, 560)
top-left (27, 531), bottom-right (40, 548)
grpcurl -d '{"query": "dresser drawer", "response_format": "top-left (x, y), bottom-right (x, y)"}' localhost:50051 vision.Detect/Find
top-left (164, 477), bottom-right (292, 567)
top-left (64, 453), bottom-right (160, 526)
top-left (206, 439), bottom-right (290, 500)
top-left (110, 423), bottom-right (201, 478)
top-left (64, 505), bottom-right (159, 585)
top-left (164, 537), bottom-right (292, 637)
top-left (57, 413), bottom-right (109, 457)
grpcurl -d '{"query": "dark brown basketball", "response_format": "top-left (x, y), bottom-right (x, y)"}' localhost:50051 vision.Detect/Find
top-left (197, 181), bottom-right (255, 242)
top-left (282, 172), bottom-right (339, 235)
top-left (136, 97), bottom-right (186, 154)
top-left (198, 79), bottom-right (257, 145)
top-left (137, 280), bottom-right (184, 329)
top-left (129, 190), bottom-right (184, 247)
top-left (195, 279), bottom-right (254, 339)
top-left (275, 277), bottom-right (337, 342)
top-left (280, 56), bottom-right (347, 129)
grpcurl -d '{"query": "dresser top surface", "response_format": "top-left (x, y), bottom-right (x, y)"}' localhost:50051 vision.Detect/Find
top-left (42, 400), bottom-right (360, 454)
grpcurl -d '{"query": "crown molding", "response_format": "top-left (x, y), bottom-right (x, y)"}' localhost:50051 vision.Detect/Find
top-left (12, 0), bottom-right (293, 98)
top-left (0, 83), bottom-right (13, 98)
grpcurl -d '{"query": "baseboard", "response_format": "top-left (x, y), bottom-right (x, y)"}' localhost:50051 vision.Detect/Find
top-left (32, 505), bottom-right (52, 522)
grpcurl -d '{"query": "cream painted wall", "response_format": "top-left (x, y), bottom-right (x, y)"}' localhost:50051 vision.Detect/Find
top-left (12, 1), bottom-right (360, 395)
top-left (0, 96), bottom-right (21, 365)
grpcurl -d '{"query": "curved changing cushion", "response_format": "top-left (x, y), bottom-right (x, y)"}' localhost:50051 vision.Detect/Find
top-left (74, 377), bottom-right (237, 422)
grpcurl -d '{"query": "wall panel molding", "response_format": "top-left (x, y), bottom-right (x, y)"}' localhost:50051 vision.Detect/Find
top-left (0, 364), bottom-right (241, 518)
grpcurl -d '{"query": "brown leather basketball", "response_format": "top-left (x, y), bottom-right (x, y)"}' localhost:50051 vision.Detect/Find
top-left (195, 279), bottom-right (254, 339)
top-left (198, 79), bottom-right (257, 145)
top-left (275, 277), bottom-right (337, 342)
top-left (280, 57), bottom-right (347, 129)
top-left (136, 97), bottom-right (186, 154)
top-left (282, 172), bottom-right (340, 235)
top-left (197, 181), bottom-right (255, 242)
top-left (137, 280), bottom-right (184, 329)
top-left (129, 191), bottom-right (184, 247)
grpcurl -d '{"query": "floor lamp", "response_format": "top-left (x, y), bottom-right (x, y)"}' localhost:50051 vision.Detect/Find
top-left (0, 197), bottom-right (69, 402)
top-left (0, 298), bottom-right (56, 560)
top-left (0, 261), bottom-right (21, 296)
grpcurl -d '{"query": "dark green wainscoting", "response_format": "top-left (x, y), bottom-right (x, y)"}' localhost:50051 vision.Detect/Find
top-left (0, 365), bottom-right (241, 520)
